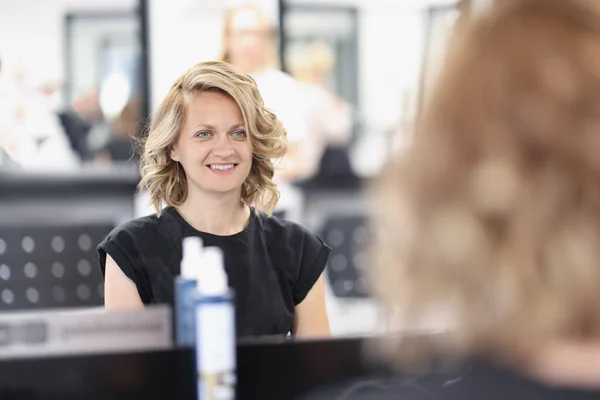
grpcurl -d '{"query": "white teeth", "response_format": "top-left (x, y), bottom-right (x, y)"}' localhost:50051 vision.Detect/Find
top-left (210, 164), bottom-right (234, 171)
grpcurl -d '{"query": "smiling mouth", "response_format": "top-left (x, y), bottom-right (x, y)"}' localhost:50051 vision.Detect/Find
top-left (207, 164), bottom-right (238, 172)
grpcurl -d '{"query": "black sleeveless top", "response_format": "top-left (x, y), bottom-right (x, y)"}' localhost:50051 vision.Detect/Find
top-left (97, 207), bottom-right (331, 338)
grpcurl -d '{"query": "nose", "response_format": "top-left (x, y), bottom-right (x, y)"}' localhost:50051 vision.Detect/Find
top-left (211, 135), bottom-right (235, 159)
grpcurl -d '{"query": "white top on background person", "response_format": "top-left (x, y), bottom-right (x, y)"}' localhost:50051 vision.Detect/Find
top-left (218, 2), bottom-right (310, 182)
top-left (0, 62), bottom-right (78, 170)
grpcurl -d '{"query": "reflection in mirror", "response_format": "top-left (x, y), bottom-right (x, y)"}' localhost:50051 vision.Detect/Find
top-left (66, 11), bottom-right (141, 164)
top-left (0, 3), bottom-right (144, 353)
top-left (280, 0), bottom-right (474, 341)
top-left (284, 6), bottom-right (357, 181)
top-left (0, 1), bottom-right (144, 352)
top-left (0, 0), bottom-right (469, 348)
top-left (0, 1), bottom-right (141, 172)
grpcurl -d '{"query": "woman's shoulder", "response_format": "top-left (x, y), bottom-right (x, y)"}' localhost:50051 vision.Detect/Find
top-left (253, 211), bottom-right (331, 262)
top-left (253, 211), bottom-right (314, 241)
top-left (98, 208), bottom-right (183, 273)
top-left (103, 207), bottom-right (182, 247)
top-left (108, 212), bottom-right (160, 237)
top-left (253, 211), bottom-right (332, 305)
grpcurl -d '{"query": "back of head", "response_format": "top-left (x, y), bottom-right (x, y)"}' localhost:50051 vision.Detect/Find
top-left (372, 0), bottom-right (600, 365)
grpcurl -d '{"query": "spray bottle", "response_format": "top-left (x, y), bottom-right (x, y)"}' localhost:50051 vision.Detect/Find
top-left (195, 246), bottom-right (236, 400)
top-left (174, 236), bottom-right (203, 347)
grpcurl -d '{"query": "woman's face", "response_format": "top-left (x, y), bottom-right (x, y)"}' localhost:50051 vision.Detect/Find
top-left (226, 8), bottom-right (271, 72)
top-left (170, 91), bottom-right (253, 198)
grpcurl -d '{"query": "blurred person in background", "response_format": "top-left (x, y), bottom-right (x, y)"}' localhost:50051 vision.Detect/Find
top-left (72, 87), bottom-right (104, 125)
top-left (95, 98), bottom-right (140, 164)
top-left (99, 61), bottom-right (331, 338)
top-left (72, 83), bottom-right (140, 164)
top-left (219, 2), bottom-right (310, 219)
top-left (288, 41), bottom-right (353, 180)
top-left (371, 0), bottom-right (600, 390)
top-left (0, 58), bottom-right (79, 170)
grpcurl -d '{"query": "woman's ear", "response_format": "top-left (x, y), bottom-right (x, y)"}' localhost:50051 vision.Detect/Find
top-left (170, 145), bottom-right (180, 162)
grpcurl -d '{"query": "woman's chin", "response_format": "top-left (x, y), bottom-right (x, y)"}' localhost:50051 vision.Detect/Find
top-left (202, 185), bottom-right (244, 196)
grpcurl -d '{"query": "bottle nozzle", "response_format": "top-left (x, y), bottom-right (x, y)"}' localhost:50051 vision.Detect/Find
top-left (181, 237), bottom-right (203, 279)
top-left (197, 246), bottom-right (228, 296)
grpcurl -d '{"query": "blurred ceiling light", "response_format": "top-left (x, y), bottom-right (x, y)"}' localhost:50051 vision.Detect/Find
top-left (99, 72), bottom-right (131, 121)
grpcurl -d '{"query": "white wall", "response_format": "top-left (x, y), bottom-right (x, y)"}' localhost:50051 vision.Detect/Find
top-left (0, 0), bottom-right (136, 88)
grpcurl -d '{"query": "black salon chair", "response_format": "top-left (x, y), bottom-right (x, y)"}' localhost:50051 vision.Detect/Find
top-left (0, 223), bottom-right (113, 311)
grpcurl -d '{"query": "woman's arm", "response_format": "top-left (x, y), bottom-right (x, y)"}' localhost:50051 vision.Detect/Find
top-left (293, 274), bottom-right (331, 338)
top-left (104, 254), bottom-right (144, 310)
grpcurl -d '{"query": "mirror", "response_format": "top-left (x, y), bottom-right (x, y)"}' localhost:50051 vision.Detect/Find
top-left (65, 10), bottom-right (142, 164)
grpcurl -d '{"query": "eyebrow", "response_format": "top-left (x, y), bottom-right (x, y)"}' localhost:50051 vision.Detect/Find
top-left (192, 123), bottom-right (245, 131)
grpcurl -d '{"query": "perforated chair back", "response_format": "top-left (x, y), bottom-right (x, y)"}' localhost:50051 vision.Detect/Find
top-left (0, 223), bottom-right (114, 311)
top-left (320, 215), bottom-right (371, 299)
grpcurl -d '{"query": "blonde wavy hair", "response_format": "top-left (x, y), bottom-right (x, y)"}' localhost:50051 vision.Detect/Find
top-left (138, 61), bottom-right (287, 215)
top-left (371, 0), bottom-right (600, 366)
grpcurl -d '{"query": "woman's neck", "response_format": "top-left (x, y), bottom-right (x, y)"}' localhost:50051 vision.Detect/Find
top-left (177, 189), bottom-right (250, 236)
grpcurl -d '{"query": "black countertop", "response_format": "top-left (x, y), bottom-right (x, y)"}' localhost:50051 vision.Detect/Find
top-left (0, 337), bottom-right (599, 400)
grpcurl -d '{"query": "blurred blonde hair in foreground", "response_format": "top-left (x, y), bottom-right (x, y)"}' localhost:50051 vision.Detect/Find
top-left (371, 0), bottom-right (600, 367)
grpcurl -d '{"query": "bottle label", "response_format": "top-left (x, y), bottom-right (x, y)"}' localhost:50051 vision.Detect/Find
top-left (196, 300), bottom-right (236, 400)
top-left (175, 279), bottom-right (197, 347)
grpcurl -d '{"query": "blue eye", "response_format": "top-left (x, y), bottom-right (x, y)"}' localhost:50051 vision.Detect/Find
top-left (232, 130), bottom-right (247, 138)
top-left (194, 131), bottom-right (211, 138)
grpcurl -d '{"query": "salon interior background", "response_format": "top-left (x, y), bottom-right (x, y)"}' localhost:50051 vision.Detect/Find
top-left (0, 0), bottom-right (461, 335)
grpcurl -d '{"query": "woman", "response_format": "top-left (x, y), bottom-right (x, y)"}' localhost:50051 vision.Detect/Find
top-left (372, 0), bottom-right (600, 389)
top-left (97, 61), bottom-right (331, 338)
top-left (288, 41), bottom-right (353, 180)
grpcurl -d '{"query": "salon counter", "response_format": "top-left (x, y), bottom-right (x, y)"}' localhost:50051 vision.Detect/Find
top-left (0, 164), bottom-right (139, 197)
top-left (0, 337), bottom-right (599, 400)
top-left (0, 163), bottom-right (139, 225)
